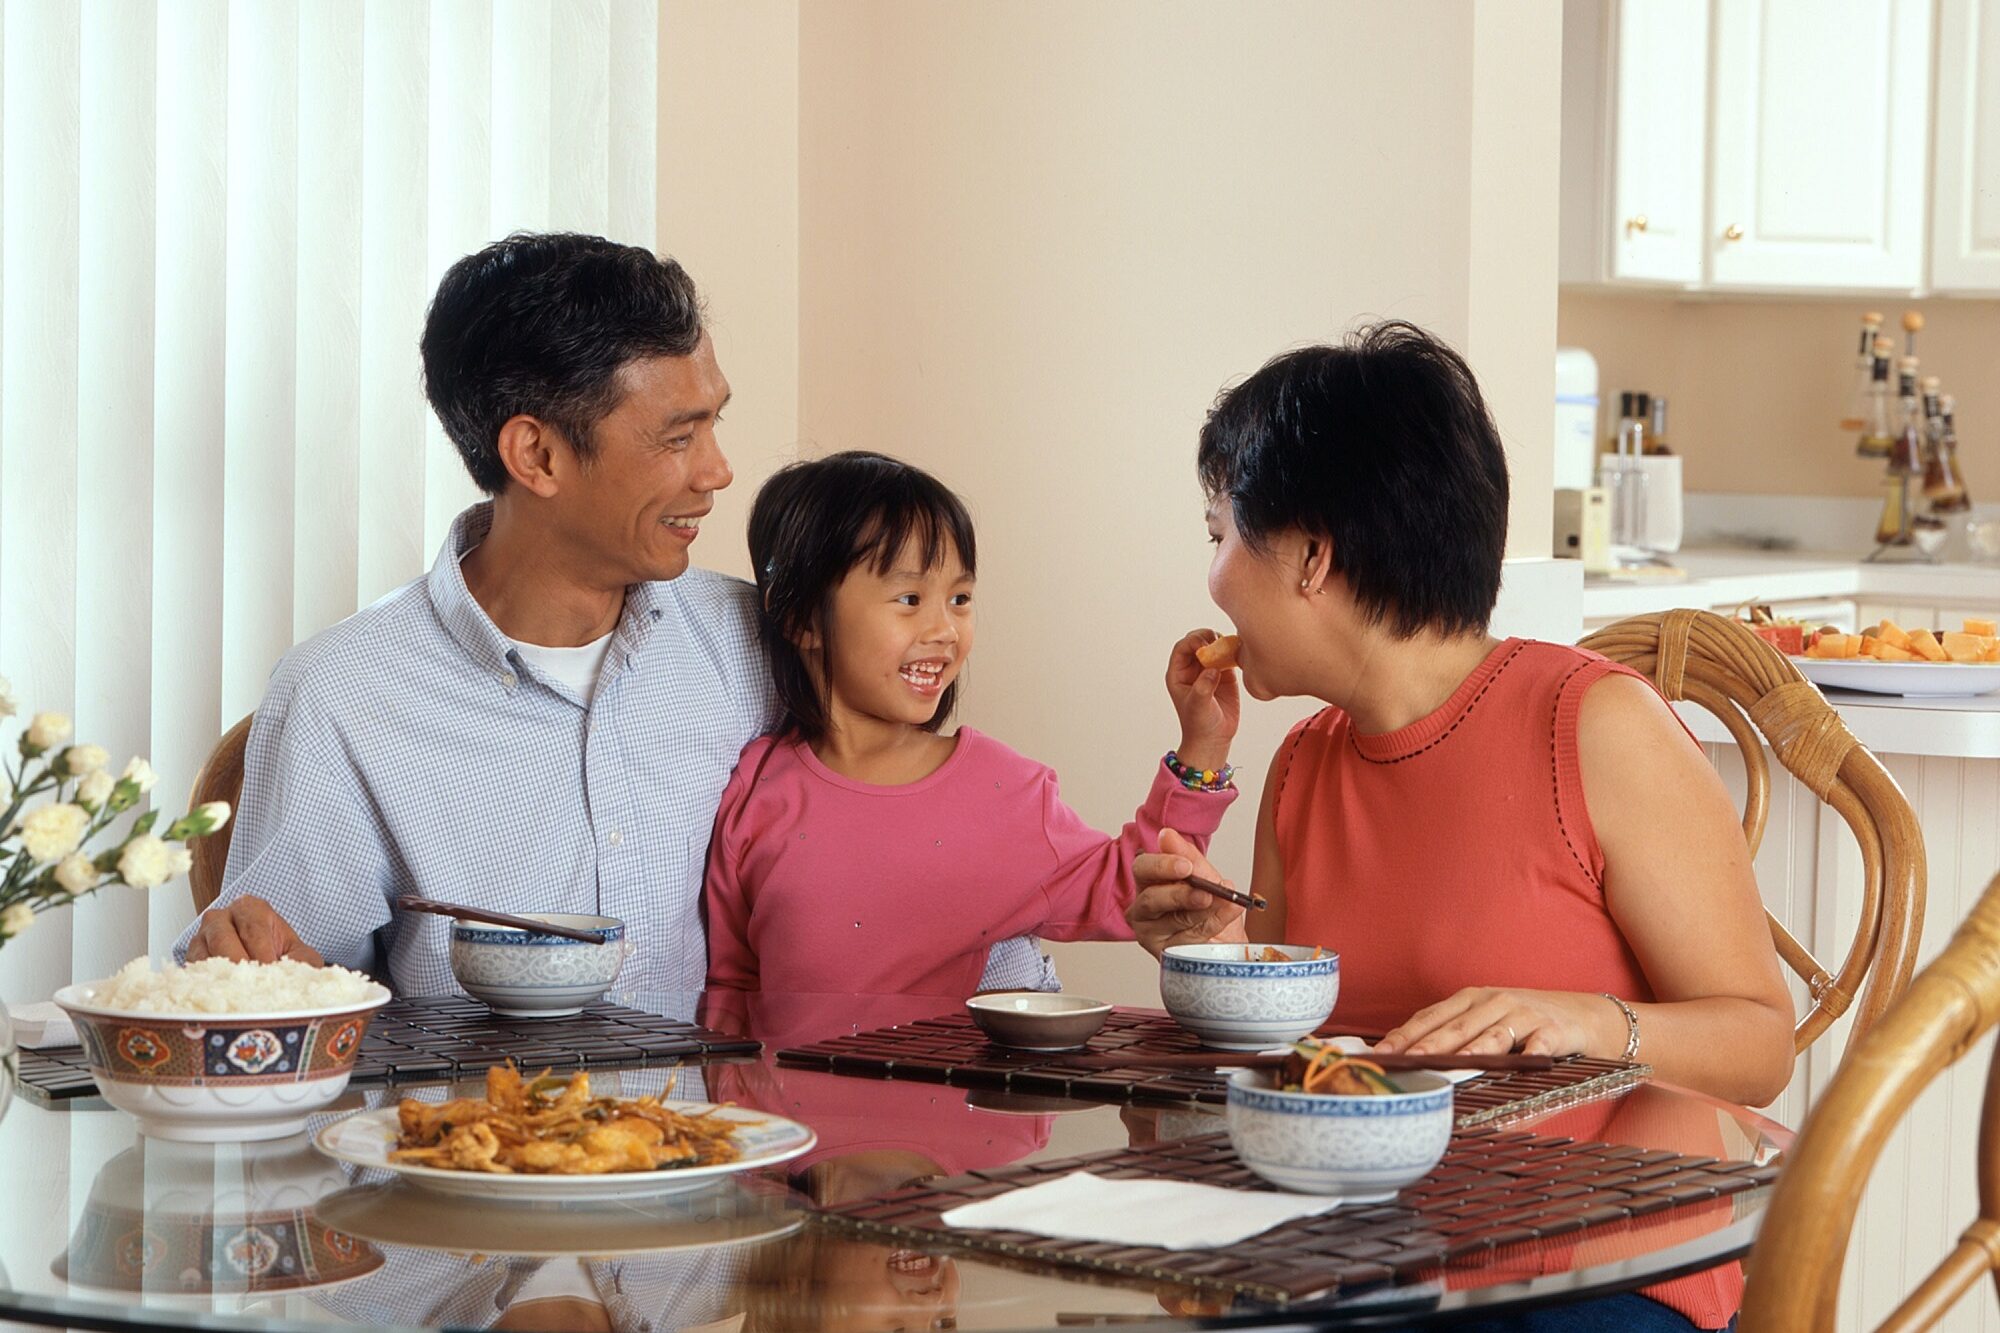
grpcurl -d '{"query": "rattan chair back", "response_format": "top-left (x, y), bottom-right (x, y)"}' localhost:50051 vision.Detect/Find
top-left (1579, 609), bottom-right (1925, 1051)
top-left (187, 712), bottom-right (253, 913)
top-left (1740, 867), bottom-right (2000, 1331)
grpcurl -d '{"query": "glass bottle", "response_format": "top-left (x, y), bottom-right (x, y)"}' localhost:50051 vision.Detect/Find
top-left (1646, 395), bottom-right (1671, 456)
top-left (1605, 390), bottom-right (1634, 457)
top-left (1888, 356), bottom-right (1924, 476)
top-left (1926, 388), bottom-right (1971, 513)
top-left (1857, 336), bottom-right (1895, 459)
top-left (1839, 311), bottom-right (1883, 435)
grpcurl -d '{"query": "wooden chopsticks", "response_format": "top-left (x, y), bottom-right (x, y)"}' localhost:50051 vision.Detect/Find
top-left (392, 895), bottom-right (610, 944)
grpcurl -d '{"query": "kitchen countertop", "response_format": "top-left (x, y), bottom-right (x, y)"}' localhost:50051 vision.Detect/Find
top-left (1580, 547), bottom-right (2000, 621)
top-left (1579, 547), bottom-right (2000, 760)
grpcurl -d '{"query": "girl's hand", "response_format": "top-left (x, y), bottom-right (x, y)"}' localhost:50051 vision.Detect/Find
top-left (1166, 629), bottom-right (1241, 772)
top-left (1373, 986), bottom-right (1625, 1059)
top-left (1127, 828), bottom-right (1249, 958)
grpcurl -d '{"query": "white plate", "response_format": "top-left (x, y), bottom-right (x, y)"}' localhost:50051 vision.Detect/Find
top-left (313, 1104), bottom-right (816, 1201)
top-left (1793, 656), bottom-right (2000, 697)
top-left (314, 1178), bottom-right (805, 1257)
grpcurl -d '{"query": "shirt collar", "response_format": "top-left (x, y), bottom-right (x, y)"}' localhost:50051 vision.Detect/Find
top-left (427, 502), bottom-right (672, 687)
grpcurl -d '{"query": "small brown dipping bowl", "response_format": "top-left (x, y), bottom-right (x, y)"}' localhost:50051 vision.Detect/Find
top-left (965, 992), bottom-right (1112, 1051)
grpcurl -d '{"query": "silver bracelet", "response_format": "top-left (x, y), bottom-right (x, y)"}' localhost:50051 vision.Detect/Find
top-left (1601, 992), bottom-right (1641, 1062)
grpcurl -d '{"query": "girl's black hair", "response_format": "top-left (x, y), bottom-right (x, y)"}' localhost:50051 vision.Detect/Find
top-left (748, 451), bottom-right (978, 742)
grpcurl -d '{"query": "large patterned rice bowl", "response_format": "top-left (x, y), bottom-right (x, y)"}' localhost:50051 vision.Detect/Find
top-left (55, 957), bottom-right (391, 1143)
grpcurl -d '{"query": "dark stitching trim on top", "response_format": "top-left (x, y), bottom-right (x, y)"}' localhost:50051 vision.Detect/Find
top-left (1552, 659), bottom-right (1602, 883)
top-left (1347, 641), bottom-right (1530, 766)
top-left (1273, 708), bottom-right (1331, 822)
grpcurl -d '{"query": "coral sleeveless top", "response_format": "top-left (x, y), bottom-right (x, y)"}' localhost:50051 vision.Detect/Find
top-left (1274, 638), bottom-right (1738, 1329)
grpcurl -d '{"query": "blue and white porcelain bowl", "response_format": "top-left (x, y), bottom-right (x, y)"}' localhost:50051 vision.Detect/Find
top-left (1159, 943), bottom-right (1338, 1050)
top-left (1226, 1067), bottom-right (1453, 1199)
top-left (448, 914), bottom-right (627, 1018)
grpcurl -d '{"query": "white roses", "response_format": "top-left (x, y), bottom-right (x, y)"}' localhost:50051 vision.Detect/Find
top-left (62, 743), bottom-right (110, 777)
top-left (118, 834), bottom-right (177, 891)
top-left (18, 803), bottom-right (90, 862)
top-left (77, 769), bottom-right (115, 809)
top-left (25, 712), bottom-right (71, 752)
top-left (54, 853), bottom-right (99, 896)
top-left (3, 680), bottom-right (225, 951)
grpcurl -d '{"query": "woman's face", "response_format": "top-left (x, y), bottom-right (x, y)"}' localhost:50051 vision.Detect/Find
top-left (1205, 501), bottom-right (1310, 702)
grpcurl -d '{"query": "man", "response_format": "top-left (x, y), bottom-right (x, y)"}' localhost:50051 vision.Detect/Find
top-left (180, 232), bottom-right (1051, 996)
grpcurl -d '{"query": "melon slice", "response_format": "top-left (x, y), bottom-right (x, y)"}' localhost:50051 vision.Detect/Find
top-left (1964, 617), bottom-right (1997, 637)
top-left (1872, 642), bottom-right (1916, 662)
top-left (1876, 619), bottom-right (1913, 650)
top-left (1941, 631), bottom-right (1985, 664)
top-left (1910, 629), bottom-right (1949, 662)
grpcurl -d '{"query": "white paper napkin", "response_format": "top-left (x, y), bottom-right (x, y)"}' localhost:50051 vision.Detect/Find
top-left (5, 1001), bottom-right (77, 1049)
top-left (939, 1171), bottom-right (1341, 1250)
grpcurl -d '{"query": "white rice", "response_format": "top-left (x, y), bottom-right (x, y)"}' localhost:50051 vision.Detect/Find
top-left (90, 955), bottom-right (381, 1015)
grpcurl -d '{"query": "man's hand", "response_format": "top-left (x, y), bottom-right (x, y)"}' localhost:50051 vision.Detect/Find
top-left (1127, 828), bottom-right (1247, 958)
top-left (187, 896), bottom-right (324, 966)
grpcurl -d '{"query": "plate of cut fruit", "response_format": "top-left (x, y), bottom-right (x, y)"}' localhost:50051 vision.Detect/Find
top-left (1792, 617), bottom-right (2000, 697)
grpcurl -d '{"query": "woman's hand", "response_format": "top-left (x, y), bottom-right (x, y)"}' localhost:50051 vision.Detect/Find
top-left (1166, 629), bottom-right (1241, 773)
top-left (1126, 828), bottom-right (1248, 958)
top-left (1373, 986), bottom-right (1624, 1059)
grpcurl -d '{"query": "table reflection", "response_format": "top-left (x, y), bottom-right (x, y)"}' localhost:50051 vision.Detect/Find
top-left (0, 992), bottom-right (1790, 1333)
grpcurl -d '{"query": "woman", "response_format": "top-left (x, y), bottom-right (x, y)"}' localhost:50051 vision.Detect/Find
top-left (1127, 324), bottom-right (1792, 1329)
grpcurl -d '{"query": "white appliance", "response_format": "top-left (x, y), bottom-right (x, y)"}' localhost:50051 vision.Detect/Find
top-left (1554, 348), bottom-right (1600, 491)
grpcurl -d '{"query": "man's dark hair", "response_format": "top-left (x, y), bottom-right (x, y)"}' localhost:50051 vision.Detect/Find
top-left (748, 451), bottom-right (979, 743)
top-left (420, 232), bottom-right (704, 494)
top-left (1197, 322), bottom-right (1510, 638)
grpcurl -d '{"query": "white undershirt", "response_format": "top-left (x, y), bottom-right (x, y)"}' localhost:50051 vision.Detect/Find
top-left (512, 632), bottom-right (616, 703)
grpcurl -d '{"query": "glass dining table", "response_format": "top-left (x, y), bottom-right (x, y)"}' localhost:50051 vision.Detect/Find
top-left (0, 990), bottom-right (1789, 1332)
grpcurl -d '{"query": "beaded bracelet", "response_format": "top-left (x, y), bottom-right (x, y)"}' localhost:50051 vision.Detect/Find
top-left (1601, 992), bottom-right (1642, 1062)
top-left (1164, 751), bottom-right (1236, 793)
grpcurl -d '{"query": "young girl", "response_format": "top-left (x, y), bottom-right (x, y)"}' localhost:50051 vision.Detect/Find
top-left (703, 450), bottom-right (1239, 997)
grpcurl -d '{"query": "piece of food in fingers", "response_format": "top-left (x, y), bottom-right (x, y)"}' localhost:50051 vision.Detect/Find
top-left (1194, 634), bottom-right (1240, 670)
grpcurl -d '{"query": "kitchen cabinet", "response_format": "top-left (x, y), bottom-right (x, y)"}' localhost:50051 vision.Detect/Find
top-left (1561, 0), bottom-right (1939, 294)
top-left (1559, 0), bottom-right (1709, 285)
top-left (1707, 0), bottom-right (1932, 291)
top-left (1931, 0), bottom-right (2000, 292)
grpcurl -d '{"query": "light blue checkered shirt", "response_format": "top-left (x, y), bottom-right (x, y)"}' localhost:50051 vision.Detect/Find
top-left (176, 503), bottom-right (1055, 996)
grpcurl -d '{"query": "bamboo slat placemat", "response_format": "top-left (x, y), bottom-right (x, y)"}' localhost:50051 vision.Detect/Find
top-left (13, 996), bottom-right (761, 1102)
top-left (816, 1126), bottom-right (1778, 1305)
top-left (777, 1009), bottom-right (1647, 1127)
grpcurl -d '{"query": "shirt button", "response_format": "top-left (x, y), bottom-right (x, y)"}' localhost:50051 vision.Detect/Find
top-left (498, 670), bottom-right (515, 688)
top-left (606, 828), bottom-right (623, 846)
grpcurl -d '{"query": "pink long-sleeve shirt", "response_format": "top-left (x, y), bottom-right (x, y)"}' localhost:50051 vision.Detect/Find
top-left (703, 728), bottom-right (1236, 997)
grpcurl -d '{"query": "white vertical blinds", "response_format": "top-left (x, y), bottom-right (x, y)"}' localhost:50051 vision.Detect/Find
top-left (0, 0), bottom-right (660, 999)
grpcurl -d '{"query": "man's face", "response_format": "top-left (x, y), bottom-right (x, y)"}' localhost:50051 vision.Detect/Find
top-left (554, 335), bottom-right (733, 585)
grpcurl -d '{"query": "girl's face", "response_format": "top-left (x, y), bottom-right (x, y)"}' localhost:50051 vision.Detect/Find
top-left (1205, 501), bottom-right (1314, 702)
top-left (816, 537), bottom-right (975, 732)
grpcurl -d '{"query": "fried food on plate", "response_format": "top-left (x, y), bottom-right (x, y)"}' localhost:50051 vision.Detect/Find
top-left (388, 1063), bottom-right (750, 1175)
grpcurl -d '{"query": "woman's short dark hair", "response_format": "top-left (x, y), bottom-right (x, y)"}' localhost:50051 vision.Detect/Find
top-left (1197, 322), bottom-right (1510, 638)
top-left (420, 231), bottom-right (704, 494)
top-left (748, 451), bottom-right (978, 744)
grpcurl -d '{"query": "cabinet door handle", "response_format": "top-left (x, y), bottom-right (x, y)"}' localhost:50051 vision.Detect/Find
top-left (1625, 214), bottom-right (1649, 235)
top-left (1723, 223), bottom-right (1744, 241)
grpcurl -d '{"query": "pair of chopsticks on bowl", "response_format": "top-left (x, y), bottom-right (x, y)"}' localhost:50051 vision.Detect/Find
top-left (1055, 1050), bottom-right (1557, 1073)
top-left (392, 895), bottom-right (610, 944)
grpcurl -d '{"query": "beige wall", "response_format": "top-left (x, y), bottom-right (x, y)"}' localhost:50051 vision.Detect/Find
top-left (792, 1), bottom-right (1563, 1003)
top-left (658, 0), bottom-right (802, 579)
top-left (1558, 291), bottom-right (2000, 500)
